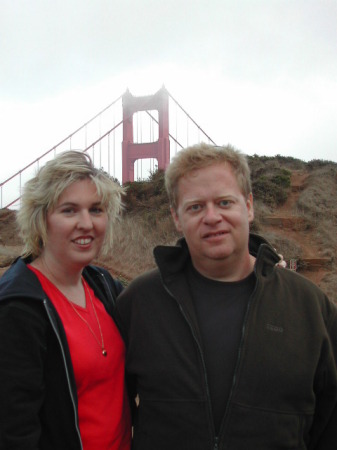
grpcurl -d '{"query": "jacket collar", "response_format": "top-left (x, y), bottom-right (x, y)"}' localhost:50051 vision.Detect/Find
top-left (249, 233), bottom-right (281, 278)
top-left (0, 257), bottom-right (114, 312)
top-left (153, 238), bottom-right (190, 281)
top-left (0, 256), bottom-right (45, 302)
top-left (153, 233), bottom-right (280, 282)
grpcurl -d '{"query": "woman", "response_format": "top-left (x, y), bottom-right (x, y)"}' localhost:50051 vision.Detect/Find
top-left (0, 151), bottom-right (131, 450)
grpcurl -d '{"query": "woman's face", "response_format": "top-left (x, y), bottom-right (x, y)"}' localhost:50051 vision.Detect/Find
top-left (43, 178), bottom-right (108, 272)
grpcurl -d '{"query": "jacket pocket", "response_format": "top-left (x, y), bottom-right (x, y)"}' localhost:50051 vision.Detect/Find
top-left (225, 403), bottom-right (314, 449)
top-left (133, 398), bottom-right (211, 450)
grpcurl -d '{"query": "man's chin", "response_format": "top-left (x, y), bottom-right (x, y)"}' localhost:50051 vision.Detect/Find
top-left (204, 250), bottom-right (233, 262)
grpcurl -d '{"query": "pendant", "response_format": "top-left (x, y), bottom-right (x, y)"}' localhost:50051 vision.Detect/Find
top-left (102, 349), bottom-right (107, 357)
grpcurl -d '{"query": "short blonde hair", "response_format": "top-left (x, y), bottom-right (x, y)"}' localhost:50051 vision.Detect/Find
top-left (165, 143), bottom-right (252, 211)
top-left (17, 150), bottom-right (124, 258)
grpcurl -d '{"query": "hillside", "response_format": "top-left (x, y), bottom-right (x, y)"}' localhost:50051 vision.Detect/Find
top-left (0, 155), bottom-right (336, 303)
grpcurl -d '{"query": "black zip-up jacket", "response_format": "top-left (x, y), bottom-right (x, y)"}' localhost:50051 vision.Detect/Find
top-left (0, 257), bottom-right (122, 450)
top-left (115, 234), bottom-right (337, 450)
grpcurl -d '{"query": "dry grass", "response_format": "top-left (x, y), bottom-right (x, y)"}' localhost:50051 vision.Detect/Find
top-left (251, 162), bottom-right (337, 304)
top-left (98, 213), bottom-right (180, 281)
top-left (102, 160), bottom-right (337, 304)
top-left (260, 231), bottom-right (304, 260)
top-left (320, 272), bottom-right (337, 303)
top-left (296, 168), bottom-right (337, 277)
top-left (1, 157), bottom-right (336, 304)
top-left (296, 167), bottom-right (337, 220)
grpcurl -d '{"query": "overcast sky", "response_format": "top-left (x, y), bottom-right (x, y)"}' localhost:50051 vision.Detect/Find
top-left (1, 0), bottom-right (336, 184)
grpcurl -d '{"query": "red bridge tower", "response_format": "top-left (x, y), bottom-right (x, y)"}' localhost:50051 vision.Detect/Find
top-left (122, 86), bottom-right (170, 184)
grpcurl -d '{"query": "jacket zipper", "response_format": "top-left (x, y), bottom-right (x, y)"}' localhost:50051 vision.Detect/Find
top-left (162, 283), bottom-right (217, 449)
top-left (217, 273), bottom-right (260, 440)
top-left (43, 299), bottom-right (83, 450)
top-left (98, 272), bottom-right (116, 308)
top-left (162, 273), bottom-right (260, 450)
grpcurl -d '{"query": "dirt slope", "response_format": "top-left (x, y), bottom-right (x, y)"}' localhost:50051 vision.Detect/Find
top-left (260, 170), bottom-right (332, 286)
top-left (0, 168), bottom-right (336, 303)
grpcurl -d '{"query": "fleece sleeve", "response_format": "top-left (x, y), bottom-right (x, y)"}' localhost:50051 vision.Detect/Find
top-left (114, 289), bottom-right (139, 423)
top-left (0, 300), bottom-right (47, 450)
top-left (310, 300), bottom-right (337, 450)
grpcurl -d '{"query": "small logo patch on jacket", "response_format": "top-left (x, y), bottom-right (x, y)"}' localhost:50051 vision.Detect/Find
top-left (266, 323), bottom-right (284, 333)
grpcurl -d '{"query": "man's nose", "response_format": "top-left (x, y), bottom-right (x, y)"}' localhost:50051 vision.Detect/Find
top-left (203, 204), bottom-right (222, 224)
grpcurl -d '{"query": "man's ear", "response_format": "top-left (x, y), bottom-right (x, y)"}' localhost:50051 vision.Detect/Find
top-left (170, 207), bottom-right (182, 233)
top-left (247, 193), bottom-right (254, 223)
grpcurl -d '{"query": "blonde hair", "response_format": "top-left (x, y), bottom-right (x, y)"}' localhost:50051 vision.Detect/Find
top-left (17, 150), bottom-right (124, 258)
top-left (165, 143), bottom-right (252, 211)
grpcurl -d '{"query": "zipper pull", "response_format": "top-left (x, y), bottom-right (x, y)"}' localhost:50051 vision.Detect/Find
top-left (214, 436), bottom-right (219, 450)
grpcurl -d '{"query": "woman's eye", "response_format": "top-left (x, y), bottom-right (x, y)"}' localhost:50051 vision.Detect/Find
top-left (91, 206), bottom-right (104, 214)
top-left (62, 207), bottom-right (75, 214)
top-left (190, 204), bottom-right (201, 212)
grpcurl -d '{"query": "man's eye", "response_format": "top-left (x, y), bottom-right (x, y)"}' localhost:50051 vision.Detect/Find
top-left (219, 199), bottom-right (231, 207)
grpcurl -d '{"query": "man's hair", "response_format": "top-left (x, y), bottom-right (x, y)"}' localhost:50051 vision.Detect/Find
top-left (17, 150), bottom-right (124, 258)
top-left (165, 143), bottom-right (252, 210)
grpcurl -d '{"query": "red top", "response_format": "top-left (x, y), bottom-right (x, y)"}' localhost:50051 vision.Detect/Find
top-left (29, 266), bottom-right (131, 450)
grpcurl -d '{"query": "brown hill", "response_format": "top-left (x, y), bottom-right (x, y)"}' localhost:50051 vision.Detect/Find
top-left (1, 156), bottom-right (336, 303)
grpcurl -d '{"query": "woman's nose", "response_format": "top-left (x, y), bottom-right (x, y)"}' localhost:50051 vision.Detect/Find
top-left (77, 210), bottom-right (94, 229)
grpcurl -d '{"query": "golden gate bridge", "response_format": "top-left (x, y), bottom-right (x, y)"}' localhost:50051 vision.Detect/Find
top-left (0, 87), bottom-right (216, 209)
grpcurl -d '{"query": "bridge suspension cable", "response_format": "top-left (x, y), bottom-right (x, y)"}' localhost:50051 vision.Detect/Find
top-left (1, 89), bottom-right (216, 209)
top-left (0, 94), bottom-right (123, 209)
top-left (166, 90), bottom-right (216, 147)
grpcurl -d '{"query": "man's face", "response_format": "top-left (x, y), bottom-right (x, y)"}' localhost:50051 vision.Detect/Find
top-left (171, 162), bottom-right (254, 280)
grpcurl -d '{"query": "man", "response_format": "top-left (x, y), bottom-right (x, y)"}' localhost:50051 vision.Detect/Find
top-left (115, 143), bottom-right (337, 449)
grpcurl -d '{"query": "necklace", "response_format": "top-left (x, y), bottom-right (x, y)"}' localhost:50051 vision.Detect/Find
top-left (32, 258), bottom-right (108, 357)
top-left (67, 278), bottom-right (108, 357)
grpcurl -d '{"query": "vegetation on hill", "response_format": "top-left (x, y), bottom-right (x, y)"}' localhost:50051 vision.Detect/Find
top-left (103, 155), bottom-right (337, 303)
top-left (1, 155), bottom-right (336, 303)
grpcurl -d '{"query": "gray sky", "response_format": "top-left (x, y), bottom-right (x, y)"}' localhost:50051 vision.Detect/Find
top-left (1, 0), bottom-right (336, 182)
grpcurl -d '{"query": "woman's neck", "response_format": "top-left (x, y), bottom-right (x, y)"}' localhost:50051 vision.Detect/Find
top-left (31, 255), bottom-right (86, 306)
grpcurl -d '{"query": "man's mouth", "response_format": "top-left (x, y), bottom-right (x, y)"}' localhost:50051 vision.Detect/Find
top-left (203, 231), bottom-right (227, 239)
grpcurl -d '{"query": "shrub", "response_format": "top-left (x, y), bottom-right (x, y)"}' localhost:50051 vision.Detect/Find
top-left (252, 168), bottom-right (291, 206)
